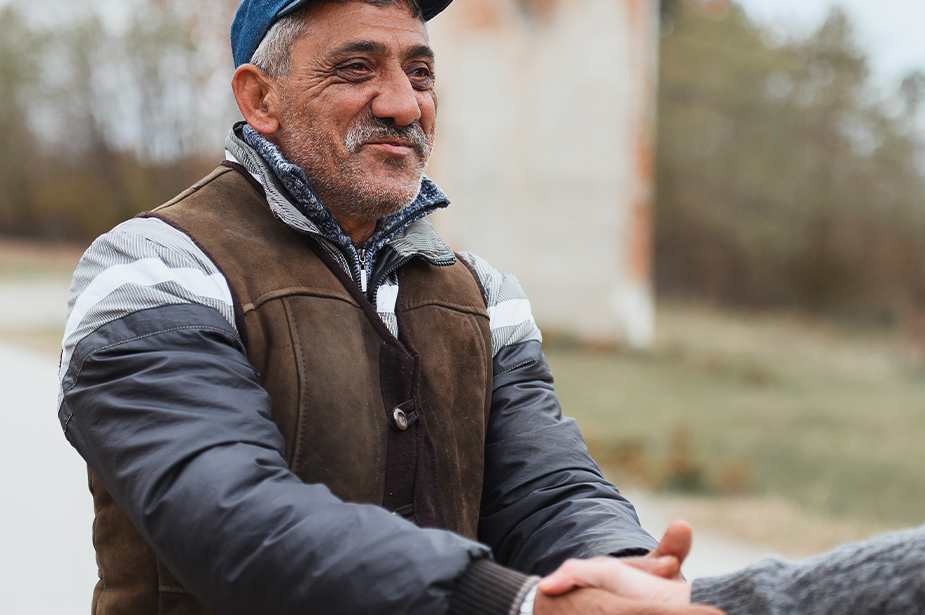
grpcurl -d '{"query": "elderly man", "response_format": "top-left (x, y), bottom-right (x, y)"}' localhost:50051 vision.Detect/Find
top-left (58, 1), bottom-right (721, 614)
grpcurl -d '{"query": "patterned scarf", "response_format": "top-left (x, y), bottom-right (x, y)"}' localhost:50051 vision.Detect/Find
top-left (241, 124), bottom-right (449, 271)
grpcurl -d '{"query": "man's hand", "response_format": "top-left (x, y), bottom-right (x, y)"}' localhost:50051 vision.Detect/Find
top-left (623, 521), bottom-right (694, 580)
top-left (534, 587), bottom-right (724, 615)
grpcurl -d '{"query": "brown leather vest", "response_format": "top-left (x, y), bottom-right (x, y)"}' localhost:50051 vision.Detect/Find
top-left (88, 166), bottom-right (493, 614)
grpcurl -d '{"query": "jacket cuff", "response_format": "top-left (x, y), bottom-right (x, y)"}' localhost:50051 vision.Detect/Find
top-left (448, 558), bottom-right (538, 615)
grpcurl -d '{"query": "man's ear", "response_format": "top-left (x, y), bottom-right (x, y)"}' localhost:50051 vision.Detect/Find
top-left (232, 64), bottom-right (281, 135)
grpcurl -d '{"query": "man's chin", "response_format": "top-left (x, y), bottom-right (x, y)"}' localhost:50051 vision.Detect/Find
top-left (366, 186), bottom-right (421, 214)
top-left (359, 172), bottom-right (425, 205)
top-left (338, 177), bottom-right (423, 221)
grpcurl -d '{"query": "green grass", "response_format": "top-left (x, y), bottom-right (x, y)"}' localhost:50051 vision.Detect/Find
top-left (546, 303), bottom-right (925, 529)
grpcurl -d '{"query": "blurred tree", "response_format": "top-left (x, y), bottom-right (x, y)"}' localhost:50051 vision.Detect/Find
top-left (656, 0), bottom-right (925, 323)
top-left (0, 7), bottom-right (43, 235)
top-left (0, 1), bottom-right (222, 241)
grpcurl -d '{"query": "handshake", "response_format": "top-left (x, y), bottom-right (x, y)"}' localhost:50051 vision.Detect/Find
top-left (534, 522), bottom-right (724, 615)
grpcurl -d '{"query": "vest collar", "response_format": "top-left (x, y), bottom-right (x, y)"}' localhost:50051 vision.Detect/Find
top-left (225, 122), bottom-right (456, 271)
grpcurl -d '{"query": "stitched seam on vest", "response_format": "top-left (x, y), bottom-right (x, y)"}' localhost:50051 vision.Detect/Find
top-left (402, 300), bottom-right (489, 317)
top-left (245, 286), bottom-right (359, 313)
top-left (464, 312), bottom-right (493, 431)
top-left (465, 313), bottom-right (490, 369)
top-left (61, 325), bottom-right (242, 408)
top-left (149, 167), bottom-right (234, 211)
top-left (456, 252), bottom-right (488, 308)
top-left (282, 298), bottom-right (308, 472)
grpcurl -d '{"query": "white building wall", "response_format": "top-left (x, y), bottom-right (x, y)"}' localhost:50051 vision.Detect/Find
top-left (427, 0), bottom-right (658, 347)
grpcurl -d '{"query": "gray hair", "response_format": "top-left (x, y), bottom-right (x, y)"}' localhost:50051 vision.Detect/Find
top-left (250, 0), bottom-right (424, 79)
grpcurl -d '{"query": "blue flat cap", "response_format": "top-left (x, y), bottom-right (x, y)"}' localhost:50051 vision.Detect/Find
top-left (231, 0), bottom-right (453, 68)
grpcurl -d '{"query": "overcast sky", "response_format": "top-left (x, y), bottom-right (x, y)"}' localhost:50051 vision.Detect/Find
top-left (736, 0), bottom-right (925, 82)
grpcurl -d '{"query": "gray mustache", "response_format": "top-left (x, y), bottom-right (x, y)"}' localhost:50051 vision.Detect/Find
top-left (345, 116), bottom-right (429, 157)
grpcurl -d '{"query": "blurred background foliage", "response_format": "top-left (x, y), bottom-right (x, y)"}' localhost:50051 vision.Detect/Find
top-left (657, 0), bottom-right (925, 325)
top-left (0, 0), bottom-right (238, 241)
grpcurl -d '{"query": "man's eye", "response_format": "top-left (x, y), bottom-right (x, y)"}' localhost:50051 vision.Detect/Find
top-left (407, 65), bottom-right (434, 87)
top-left (335, 61), bottom-right (373, 79)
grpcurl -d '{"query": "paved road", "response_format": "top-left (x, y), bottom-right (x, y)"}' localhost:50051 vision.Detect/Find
top-left (0, 342), bottom-right (97, 614)
top-left (0, 278), bottom-right (72, 330)
top-left (629, 492), bottom-right (782, 581)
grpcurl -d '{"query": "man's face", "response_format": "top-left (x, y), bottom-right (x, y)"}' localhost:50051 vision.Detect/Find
top-left (271, 2), bottom-right (437, 225)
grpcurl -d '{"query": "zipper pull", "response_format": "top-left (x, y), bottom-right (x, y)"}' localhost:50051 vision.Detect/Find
top-left (358, 248), bottom-right (368, 293)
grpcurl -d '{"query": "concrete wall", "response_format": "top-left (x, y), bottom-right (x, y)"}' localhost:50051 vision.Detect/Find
top-left (426, 0), bottom-right (659, 347)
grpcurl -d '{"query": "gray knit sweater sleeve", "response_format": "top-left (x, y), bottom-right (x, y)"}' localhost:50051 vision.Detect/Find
top-left (691, 525), bottom-right (925, 615)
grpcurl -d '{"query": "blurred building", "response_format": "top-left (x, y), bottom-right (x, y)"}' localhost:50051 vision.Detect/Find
top-left (427, 0), bottom-right (659, 347)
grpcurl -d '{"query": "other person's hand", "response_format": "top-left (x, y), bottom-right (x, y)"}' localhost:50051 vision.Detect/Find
top-left (538, 557), bottom-right (693, 605)
top-left (534, 587), bottom-right (724, 615)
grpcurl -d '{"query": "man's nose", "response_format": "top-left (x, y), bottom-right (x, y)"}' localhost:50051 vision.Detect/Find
top-left (371, 69), bottom-right (422, 127)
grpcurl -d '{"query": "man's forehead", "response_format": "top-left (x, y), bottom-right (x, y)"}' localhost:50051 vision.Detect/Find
top-left (297, 3), bottom-right (433, 60)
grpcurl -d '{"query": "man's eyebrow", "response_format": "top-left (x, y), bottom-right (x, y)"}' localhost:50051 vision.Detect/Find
top-left (405, 44), bottom-right (435, 61)
top-left (329, 40), bottom-right (435, 62)
top-left (332, 40), bottom-right (389, 57)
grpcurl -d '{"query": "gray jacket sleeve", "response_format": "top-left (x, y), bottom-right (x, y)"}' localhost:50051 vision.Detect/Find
top-left (691, 526), bottom-right (925, 615)
top-left (481, 340), bottom-right (658, 576)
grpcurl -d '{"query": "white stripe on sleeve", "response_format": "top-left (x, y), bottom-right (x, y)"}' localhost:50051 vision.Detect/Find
top-left (487, 298), bottom-right (535, 332)
top-left (64, 258), bottom-right (233, 342)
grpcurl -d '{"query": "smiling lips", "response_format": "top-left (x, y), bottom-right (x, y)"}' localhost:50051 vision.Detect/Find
top-left (365, 140), bottom-right (416, 154)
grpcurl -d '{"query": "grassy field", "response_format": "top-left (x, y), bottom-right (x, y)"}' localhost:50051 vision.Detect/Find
top-left (547, 303), bottom-right (925, 540)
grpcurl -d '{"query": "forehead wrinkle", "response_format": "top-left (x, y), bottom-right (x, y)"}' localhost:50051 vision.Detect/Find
top-left (331, 40), bottom-right (389, 59)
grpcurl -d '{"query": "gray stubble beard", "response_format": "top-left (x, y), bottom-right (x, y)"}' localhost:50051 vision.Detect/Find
top-left (276, 106), bottom-right (434, 224)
